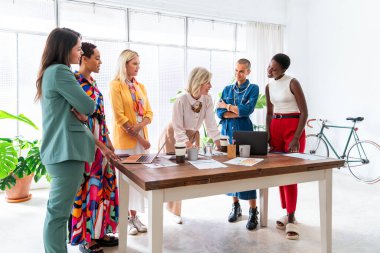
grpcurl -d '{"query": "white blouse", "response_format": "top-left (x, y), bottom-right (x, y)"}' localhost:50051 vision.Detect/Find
top-left (172, 93), bottom-right (221, 144)
top-left (268, 75), bottom-right (300, 113)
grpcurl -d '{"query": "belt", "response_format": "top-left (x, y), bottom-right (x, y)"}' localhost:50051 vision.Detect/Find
top-left (273, 114), bottom-right (300, 119)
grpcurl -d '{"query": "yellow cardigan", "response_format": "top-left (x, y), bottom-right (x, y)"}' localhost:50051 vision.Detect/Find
top-left (109, 79), bottom-right (153, 149)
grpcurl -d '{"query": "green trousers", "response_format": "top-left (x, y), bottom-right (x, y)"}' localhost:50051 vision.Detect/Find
top-left (43, 160), bottom-right (84, 253)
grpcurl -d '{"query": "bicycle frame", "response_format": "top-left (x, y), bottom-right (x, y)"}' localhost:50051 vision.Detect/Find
top-left (315, 121), bottom-right (360, 159)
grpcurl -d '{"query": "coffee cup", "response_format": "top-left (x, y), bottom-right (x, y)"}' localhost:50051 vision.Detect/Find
top-left (175, 142), bottom-right (186, 163)
top-left (187, 147), bottom-right (198, 161)
top-left (220, 135), bottom-right (229, 152)
top-left (239, 145), bottom-right (251, 158)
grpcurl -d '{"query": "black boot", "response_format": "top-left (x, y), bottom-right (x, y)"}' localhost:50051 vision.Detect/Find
top-left (228, 202), bottom-right (242, 222)
top-left (246, 207), bottom-right (259, 230)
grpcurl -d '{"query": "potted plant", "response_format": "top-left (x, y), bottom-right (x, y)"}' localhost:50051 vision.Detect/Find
top-left (0, 110), bottom-right (47, 203)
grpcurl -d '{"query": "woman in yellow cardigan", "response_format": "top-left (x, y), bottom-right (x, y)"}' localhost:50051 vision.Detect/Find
top-left (109, 49), bottom-right (153, 235)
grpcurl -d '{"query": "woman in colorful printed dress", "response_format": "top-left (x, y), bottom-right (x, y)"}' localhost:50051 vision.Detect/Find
top-left (109, 49), bottom-right (153, 235)
top-left (68, 42), bottom-right (120, 253)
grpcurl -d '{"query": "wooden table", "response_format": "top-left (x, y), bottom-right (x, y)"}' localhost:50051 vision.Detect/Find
top-left (115, 153), bottom-right (344, 253)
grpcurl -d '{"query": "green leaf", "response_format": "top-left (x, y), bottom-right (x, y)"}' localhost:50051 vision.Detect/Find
top-left (13, 157), bottom-right (28, 178)
top-left (0, 141), bottom-right (18, 179)
top-left (169, 89), bottom-right (187, 103)
top-left (25, 146), bottom-right (46, 182)
top-left (0, 175), bottom-right (16, 191)
top-left (0, 110), bottom-right (39, 130)
top-left (255, 93), bottom-right (267, 109)
top-left (202, 136), bottom-right (214, 145)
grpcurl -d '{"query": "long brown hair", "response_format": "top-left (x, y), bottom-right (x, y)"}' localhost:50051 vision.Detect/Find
top-left (35, 27), bottom-right (82, 101)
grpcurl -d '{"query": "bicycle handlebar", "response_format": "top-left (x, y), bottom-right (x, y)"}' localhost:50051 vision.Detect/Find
top-left (306, 119), bottom-right (316, 128)
top-left (306, 118), bottom-right (328, 128)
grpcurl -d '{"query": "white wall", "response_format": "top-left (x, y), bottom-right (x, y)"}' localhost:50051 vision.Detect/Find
top-left (103, 0), bottom-right (287, 23)
top-left (285, 0), bottom-right (380, 147)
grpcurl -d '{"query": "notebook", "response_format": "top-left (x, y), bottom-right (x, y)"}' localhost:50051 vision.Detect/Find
top-left (233, 131), bottom-right (268, 156)
top-left (121, 141), bottom-right (166, 164)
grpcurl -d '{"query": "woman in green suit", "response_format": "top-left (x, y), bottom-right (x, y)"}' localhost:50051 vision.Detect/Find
top-left (35, 28), bottom-right (96, 253)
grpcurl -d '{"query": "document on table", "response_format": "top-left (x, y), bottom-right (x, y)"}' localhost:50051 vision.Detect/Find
top-left (283, 153), bottom-right (328, 160)
top-left (225, 157), bottom-right (264, 166)
top-left (144, 157), bottom-right (177, 169)
top-left (189, 159), bottom-right (228, 170)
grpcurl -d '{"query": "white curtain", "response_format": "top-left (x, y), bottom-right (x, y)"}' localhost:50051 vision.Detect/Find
top-left (246, 21), bottom-right (284, 128)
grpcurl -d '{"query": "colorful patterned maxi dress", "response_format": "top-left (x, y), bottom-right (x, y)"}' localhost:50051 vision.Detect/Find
top-left (68, 72), bottom-right (119, 245)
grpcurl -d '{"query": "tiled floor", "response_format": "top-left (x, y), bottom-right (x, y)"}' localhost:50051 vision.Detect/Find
top-left (1, 170), bottom-right (380, 253)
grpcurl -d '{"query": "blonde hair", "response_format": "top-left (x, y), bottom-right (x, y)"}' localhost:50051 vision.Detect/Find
top-left (187, 67), bottom-right (212, 98)
top-left (113, 49), bottom-right (139, 84)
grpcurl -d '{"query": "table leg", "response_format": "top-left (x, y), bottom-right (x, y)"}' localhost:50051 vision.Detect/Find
top-left (259, 188), bottom-right (269, 227)
top-left (119, 174), bottom-right (130, 253)
top-left (148, 190), bottom-right (164, 253)
top-left (319, 169), bottom-right (332, 253)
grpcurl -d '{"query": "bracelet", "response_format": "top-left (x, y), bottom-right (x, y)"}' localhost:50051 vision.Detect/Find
top-left (226, 104), bottom-right (231, 111)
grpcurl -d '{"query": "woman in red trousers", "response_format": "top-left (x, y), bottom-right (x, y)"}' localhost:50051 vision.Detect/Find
top-left (265, 53), bottom-right (308, 240)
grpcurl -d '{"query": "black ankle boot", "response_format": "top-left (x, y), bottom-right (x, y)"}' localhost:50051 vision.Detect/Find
top-left (228, 202), bottom-right (242, 222)
top-left (246, 207), bottom-right (259, 230)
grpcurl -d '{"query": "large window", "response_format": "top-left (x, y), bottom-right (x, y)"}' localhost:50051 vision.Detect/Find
top-left (60, 2), bottom-right (127, 40)
top-left (0, 0), bottom-right (54, 33)
top-left (188, 18), bottom-right (235, 50)
top-left (129, 11), bottom-right (185, 46)
top-left (0, 32), bottom-right (17, 138)
top-left (0, 0), bottom-right (246, 150)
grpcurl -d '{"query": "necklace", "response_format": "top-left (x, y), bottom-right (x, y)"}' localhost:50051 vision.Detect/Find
top-left (191, 101), bottom-right (202, 113)
top-left (233, 83), bottom-right (250, 94)
top-left (233, 83), bottom-right (251, 105)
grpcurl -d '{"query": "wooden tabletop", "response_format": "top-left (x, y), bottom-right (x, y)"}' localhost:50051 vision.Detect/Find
top-left (114, 153), bottom-right (344, 191)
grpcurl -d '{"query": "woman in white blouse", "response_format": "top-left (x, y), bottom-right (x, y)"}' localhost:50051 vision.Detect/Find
top-left (159, 67), bottom-right (221, 223)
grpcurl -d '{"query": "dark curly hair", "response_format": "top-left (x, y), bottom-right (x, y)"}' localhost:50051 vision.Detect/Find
top-left (79, 42), bottom-right (97, 65)
top-left (272, 53), bottom-right (291, 70)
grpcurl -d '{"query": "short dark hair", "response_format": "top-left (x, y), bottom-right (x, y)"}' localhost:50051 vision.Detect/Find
top-left (237, 58), bottom-right (251, 70)
top-left (79, 42), bottom-right (97, 65)
top-left (272, 53), bottom-right (291, 70)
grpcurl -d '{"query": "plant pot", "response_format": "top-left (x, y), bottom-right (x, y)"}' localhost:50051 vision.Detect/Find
top-left (5, 174), bottom-right (34, 203)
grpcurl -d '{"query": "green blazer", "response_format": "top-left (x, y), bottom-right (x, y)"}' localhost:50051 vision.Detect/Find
top-left (40, 64), bottom-right (96, 165)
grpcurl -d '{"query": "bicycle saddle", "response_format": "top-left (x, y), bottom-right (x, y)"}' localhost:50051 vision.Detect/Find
top-left (346, 117), bottom-right (364, 122)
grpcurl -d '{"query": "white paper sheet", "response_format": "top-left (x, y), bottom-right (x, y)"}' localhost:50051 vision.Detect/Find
top-left (188, 159), bottom-right (228, 170)
top-left (225, 157), bottom-right (264, 166)
top-left (283, 153), bottom-right (328, 160)
top-left (144, 158), bottom-right (178, 169)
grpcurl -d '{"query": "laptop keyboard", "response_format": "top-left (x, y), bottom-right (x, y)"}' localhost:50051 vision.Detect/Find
top-left (136, 154), bottom-right (156, 163)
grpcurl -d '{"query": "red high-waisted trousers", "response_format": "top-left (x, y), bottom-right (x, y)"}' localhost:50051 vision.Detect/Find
top-left (269, 113), bottom-right (305, 214)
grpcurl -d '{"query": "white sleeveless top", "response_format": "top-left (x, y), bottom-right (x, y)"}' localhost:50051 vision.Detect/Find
top-left (268, 75), bottom-right (299, 113)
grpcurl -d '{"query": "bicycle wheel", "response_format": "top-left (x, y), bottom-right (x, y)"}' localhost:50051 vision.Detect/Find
top-left (347, 140), bottom-right (380, 184)
top-left (305, 134), bottom-right (329, 157)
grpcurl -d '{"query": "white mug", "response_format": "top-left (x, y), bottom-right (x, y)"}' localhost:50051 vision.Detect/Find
top-left (239, 145), bottom-right (251, 158)
top-left (175, 143), bottom-right (187, 156)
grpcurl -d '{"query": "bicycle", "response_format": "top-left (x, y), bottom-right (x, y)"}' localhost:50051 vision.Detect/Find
top-left (305, 117), bottom-right (380, 184)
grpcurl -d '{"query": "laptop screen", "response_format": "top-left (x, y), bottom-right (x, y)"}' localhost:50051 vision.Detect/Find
top-left (233, 131), bottom-right (268, 155)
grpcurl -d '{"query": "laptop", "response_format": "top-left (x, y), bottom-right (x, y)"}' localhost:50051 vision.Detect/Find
top-left (233, 131), bottom-right (268, 156)
top-left (121, 141), bottom-right (166, 164)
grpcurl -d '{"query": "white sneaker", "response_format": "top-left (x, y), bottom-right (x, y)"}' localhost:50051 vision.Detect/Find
top-left (132, 216), bottom-right (147, 233)
top-left (128, 218), bottom-right (138, 235)
top-left (169, 213), bottom-right (183, 224)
